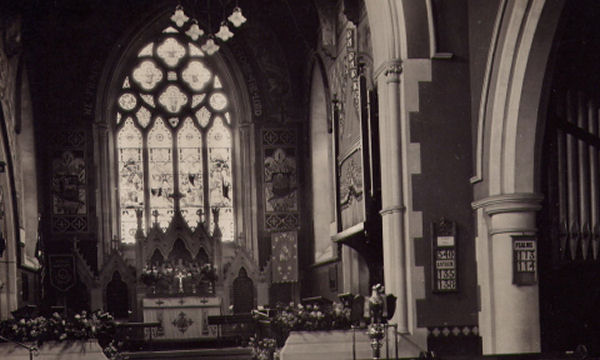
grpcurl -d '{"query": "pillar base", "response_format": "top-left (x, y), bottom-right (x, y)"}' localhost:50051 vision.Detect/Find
top-left (473, 193), bottom-right (543, 355)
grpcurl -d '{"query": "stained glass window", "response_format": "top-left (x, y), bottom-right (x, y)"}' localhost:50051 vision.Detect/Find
top-left (117, 118), bottom-right (145, 243)
top-left (207, 117), bottom-right (234, 241)
top-left (178, 118), bottom-right (204, 228)
top-left (147, 118), bottom-right (174, 230)
top-left (114, 25), bottom-right (235, 243)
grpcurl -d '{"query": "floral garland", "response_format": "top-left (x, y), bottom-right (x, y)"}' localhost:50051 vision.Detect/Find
top-left (0, 310), bottom-right (119, 358)
top-left (270, 302), bottom-right (351, 336)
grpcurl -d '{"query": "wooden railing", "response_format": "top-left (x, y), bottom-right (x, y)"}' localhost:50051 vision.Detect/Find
top-left (115, 321), bottom-right (162, 350)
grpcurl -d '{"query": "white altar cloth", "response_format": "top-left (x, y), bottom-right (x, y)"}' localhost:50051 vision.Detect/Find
top-left (143, 296), bottom-right (221, 340)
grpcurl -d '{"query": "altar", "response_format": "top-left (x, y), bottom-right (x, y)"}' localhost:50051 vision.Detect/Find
top-left (143, 296), bottom-right (221, 341)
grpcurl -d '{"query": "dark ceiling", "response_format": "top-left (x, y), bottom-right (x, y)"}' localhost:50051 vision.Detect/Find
top-left (10, 0), bottom-right (320, 124)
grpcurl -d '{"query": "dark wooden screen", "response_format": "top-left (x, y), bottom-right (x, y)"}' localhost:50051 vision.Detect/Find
top-left (106, 271), bottom-right (129, 319)
top-left (232, 267), bottom-right (254, 314)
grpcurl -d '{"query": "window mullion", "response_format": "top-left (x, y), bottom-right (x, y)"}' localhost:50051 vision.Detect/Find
top-left (173, 125), bottom-right (180, 212)
top-left (142, 127), bottom-right (151, 233)
top-left (202, 129), bottom-right (210, 230)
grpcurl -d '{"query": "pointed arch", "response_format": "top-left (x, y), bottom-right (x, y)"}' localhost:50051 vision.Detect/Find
top-left (93, 5), bottom-right (256, 259)
top-left (474, 0), bottom-right (565, 195)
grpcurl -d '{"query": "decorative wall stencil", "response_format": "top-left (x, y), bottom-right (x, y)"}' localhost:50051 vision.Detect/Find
top-left (51, 130), bottom-right (88, 233)
top-left (427, 325), bottom-right (479, 338)
top-left (243, 26), bottom-right (291, 121)
top-left (262, 128), bottom-right (299, 232)
top-left (271, 231), bottom-right (298, 283)
top-left (48, 254), bottom-right (76, 292)
top-left (265, 214), bottom-right (299, 232)
top-left (262, 129), bottom-right (296, 147)
top-left (264, 148), bottom-right (297, 212)
top-left (52, 151), bottom-right (86, 214)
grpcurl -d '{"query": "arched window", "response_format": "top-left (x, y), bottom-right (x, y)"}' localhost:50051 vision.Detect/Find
top-left (113, 22), bottom-right (235, 244)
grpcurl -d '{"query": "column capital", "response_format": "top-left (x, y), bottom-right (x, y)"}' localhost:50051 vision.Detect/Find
top-left (472, 192), bottom-right (544, 216)
top-left (384, 61), bottom-right (403, 83)
top-left (374, 59), bottom-right (403, 82)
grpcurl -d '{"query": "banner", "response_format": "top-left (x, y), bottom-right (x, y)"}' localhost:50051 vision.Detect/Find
top-left (49, 254), bottom-right (76, 292)
top-left (271, 231), bottom-right (298, 283)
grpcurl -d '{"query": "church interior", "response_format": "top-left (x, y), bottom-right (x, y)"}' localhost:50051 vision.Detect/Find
top-left (0, 0), bottom-right (599, 359)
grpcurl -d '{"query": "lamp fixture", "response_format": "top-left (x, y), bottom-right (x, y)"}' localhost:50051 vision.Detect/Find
top-left (171, 1), bottom-right (247, 55)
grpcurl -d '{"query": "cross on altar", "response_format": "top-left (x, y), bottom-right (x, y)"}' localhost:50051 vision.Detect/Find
top-left (175, 271), bottom-right (186, 293)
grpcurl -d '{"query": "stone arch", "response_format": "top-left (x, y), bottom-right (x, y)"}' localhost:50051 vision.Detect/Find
top-left (364, 0), bottom-right (431, 68)
top-left (471, 0), bottom-right (566, 354)
top-left (474, 0), bottom-right (565, 195)
top-left (92, 2), bottom-right (255, 257)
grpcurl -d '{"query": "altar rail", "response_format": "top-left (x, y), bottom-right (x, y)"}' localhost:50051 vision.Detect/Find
top-left (115, 321), bottom-right (162, 351)
top-left (208, 314), bottom-right (255, 345)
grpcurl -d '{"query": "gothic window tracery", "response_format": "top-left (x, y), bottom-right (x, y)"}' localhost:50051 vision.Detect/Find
top-left (114, 24), bottom-right (234, 243)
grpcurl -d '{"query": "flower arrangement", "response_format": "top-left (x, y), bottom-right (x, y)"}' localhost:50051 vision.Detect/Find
top-left (140, 263), bottom-right (174, 286)
top-left (0, 310), bottom-right (119, 358)
top-left (249, 302), bottom-right (352, 359)
top-left (248, 336), bottom-right (278, 360)
top-left (0, 310), bottom-right (115, 344)
top-left (270, 302), bottom-right (351, 337)
top-left (141, 262), bottom-right (217, 285)
top-left (141, 261), bottom-right (217, 296)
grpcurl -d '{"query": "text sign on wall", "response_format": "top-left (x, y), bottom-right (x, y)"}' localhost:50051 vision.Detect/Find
top-left (512, 236), bottom-right (537, 285)
top-left (432, 219), bottom-right (458, 293)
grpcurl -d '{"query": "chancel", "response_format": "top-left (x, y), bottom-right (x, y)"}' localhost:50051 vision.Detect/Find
top-left (2, 0), bottom-right (600, 359)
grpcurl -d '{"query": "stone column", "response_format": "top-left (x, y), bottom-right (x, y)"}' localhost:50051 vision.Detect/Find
top-left (473, 193), bottom-right (543, 354)
top-left (93, 121), bottom-right (112, 266)
top-left (377, 60), bottom-right (409, 332)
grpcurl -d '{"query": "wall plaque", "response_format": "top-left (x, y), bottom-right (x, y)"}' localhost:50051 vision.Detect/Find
top-left (432, 218), bottom-right (458, 293)
top-left (512, 235), bottom-right (537, 285)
